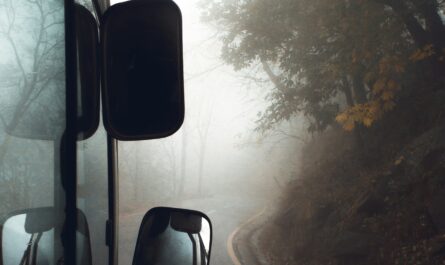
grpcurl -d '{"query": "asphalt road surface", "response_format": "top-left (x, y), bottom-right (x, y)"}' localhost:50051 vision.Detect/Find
top-left (118, 192), bottom-right (270, 265)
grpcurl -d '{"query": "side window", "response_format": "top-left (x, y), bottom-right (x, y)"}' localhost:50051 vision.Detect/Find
top-left (0, 0), bottom-right (66, 264)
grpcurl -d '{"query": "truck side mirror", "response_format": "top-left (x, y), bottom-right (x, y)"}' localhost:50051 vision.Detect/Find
top-left (76, 4), bottom-right (100, 140)
top-left (101, 0), bottom-right (185, 140)
top-left (1, 208), bottom-right (92, 265)
top-left (133, 207), bottom-right (212, 265)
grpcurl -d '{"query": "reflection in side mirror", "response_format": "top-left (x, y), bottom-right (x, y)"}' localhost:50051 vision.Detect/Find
top-left (1, 208), bottom-right (92, 265)
top-left (101, 0), bottom-right (185, 140)
top-left (133, 207), bottom-right (212, 265)
top-left (76, 4), bottom-right (100, 140)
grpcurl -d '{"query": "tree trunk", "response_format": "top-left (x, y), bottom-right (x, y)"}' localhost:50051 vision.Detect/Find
top-left (341, 77), bottom-right (355, 107)
top-left (352, 67), bottom-right (367, 104)
top-left (261, 58), bottom-right (287, 91)
top-left (197, 142), bottom-right (206, 194)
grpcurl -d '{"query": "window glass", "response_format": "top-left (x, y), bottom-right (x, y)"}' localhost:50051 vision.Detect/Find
top-left (74, 1), bottom-right (108, 264)
top-left (77, 126), bottom-right (108, 265)
top-left (114, 0), bottom-right (445, 264)
top-left (0, 0), bottom-right (66, 264)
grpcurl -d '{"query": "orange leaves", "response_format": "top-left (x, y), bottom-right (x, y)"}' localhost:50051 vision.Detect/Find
top-left (335, 101), bottom-right (380, 131)
top-left (372, 77), bottom-right (386, 94)
top-left (377, 79), bottom-right (400, 101)
top-left (337, 56), bottom-right (404, 131)
top-left (337, 78), bottom-right (399, 131)
top-left (335, 98), bottom-right (396, 131)
top-left (335, 111), bottom-right (356, 131)
top-left (409, 44), bottom-right (435, 62)
top-left (378, 56), bottom-right (406, 75)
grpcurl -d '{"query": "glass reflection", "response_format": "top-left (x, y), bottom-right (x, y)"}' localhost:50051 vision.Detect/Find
top-left (1, 208), bottom-right (92, 265)
top-left (133, 208), bottom-right (211, 265)
top-left (2, 214), bottom-right (55, 265)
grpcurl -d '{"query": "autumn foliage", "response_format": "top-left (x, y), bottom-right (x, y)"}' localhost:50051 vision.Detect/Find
top-left (202, 0), bottom-right (445, 136)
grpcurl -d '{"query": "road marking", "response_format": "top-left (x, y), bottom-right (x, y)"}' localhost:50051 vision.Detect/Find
top-left (227, 208), bottom-right (267, 265)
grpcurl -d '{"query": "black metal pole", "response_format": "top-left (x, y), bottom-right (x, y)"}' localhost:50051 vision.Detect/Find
top-left (62, 0), bottom-right (78, 264)
top-left (106, 135), bottom-right (118, 265)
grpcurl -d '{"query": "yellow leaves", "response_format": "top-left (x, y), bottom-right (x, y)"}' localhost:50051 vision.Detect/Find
top-left (336, 76), bottom-right (399, 131)
top-left (336, 102), bottom-right (380, 131)
top-left (336, 98), bottom-right (398, 131)
top-left (335, 112), bottom-right (348, 123)
top-left (387, 79), bottom-right (400, 91)
top-left (394, 156), bottom-right (404, 166)
top-left (337, 52), bottom-right (406, 131)
top-left (343, 121), bottom-right (356, 131)
top-left (372, 77), bottom-right (400, 101)
top-left (363, 117), bottom-right (373, 127)
top-left (335, 112), bottom-right (356, 131)
top-left (372, 77), bottom-right (386, 94)
top-left (379, 56), bottom-right (406, 75)
top-left (409, 44), bottom-right (435, 62)
top-left (382, 90), bottom-right (394, 101)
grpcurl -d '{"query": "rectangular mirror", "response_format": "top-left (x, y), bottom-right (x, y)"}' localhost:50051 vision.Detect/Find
top-left (101, 0), bottom-right (185, 140)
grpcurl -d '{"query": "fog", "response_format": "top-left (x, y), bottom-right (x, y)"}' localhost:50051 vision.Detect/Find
top-left (113, 0), bottom-right (307, 263)
top-left (115, 0), bottom-right (306, 206)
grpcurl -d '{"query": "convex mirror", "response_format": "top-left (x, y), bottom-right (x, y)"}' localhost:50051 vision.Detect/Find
top-left (101, 0), bottom-right (185, 140)
top-left (133, 207), bottom-right (212, 265)
top-left (1, 207), bottom-right (92, 265)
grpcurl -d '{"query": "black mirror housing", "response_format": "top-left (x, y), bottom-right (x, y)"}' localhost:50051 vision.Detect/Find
top-left (101, 0), bottom-right (185, 140)
top-left (133, 207), bottom-right (212, 265)
top-left (76, 4), bottom-right (100, 140)
top-left (1, 208), bottom-right (92, 265)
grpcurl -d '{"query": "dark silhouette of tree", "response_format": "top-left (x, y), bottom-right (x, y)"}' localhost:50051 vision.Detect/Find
top-left (201, 0), bottom-right (445, 135)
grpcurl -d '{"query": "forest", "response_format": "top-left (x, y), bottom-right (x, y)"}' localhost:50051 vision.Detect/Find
top-left (201, 0), bottom-right (445, 264)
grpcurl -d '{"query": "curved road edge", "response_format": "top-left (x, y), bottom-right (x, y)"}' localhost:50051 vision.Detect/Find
top-left (227, 207), bottom-right (269, 265)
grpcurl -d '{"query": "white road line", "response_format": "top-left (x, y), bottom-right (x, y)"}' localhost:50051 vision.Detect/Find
top-left (226, 208), bottom-right (267, 265)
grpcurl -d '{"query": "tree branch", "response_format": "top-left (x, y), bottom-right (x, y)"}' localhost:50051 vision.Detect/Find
top-left (260, 58), bottom-right (287, 92)
top-left (373, 0), bottom-right (431, 47)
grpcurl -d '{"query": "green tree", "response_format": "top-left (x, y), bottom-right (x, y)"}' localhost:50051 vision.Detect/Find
top-left (201, 0), bottom-right (445, 133)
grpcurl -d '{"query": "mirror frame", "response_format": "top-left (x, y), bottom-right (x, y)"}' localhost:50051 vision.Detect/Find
top-left (100, 0), bottom-right (185, 141)
top-left (133, 207), bottom-right (213, 265)
top-left (0, 207), bottom-right (93, 265)
top-left (75, 3), bottom-right (100, 140)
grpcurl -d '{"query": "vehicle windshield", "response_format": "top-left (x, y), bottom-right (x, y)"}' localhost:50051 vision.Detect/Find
top-left (112, 1), bottom-right (445, 265)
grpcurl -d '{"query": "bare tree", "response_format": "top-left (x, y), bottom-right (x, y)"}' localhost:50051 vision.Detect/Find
top-left (0, 0), bottom-right (65, 212)
top-left (0, 0), bottom-right (65, 161)
top-left (193, 97), bottom-right (214, 194)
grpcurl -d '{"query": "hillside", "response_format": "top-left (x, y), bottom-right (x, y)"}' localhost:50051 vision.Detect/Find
top-left (257, 89), bottom-right (445, 265)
